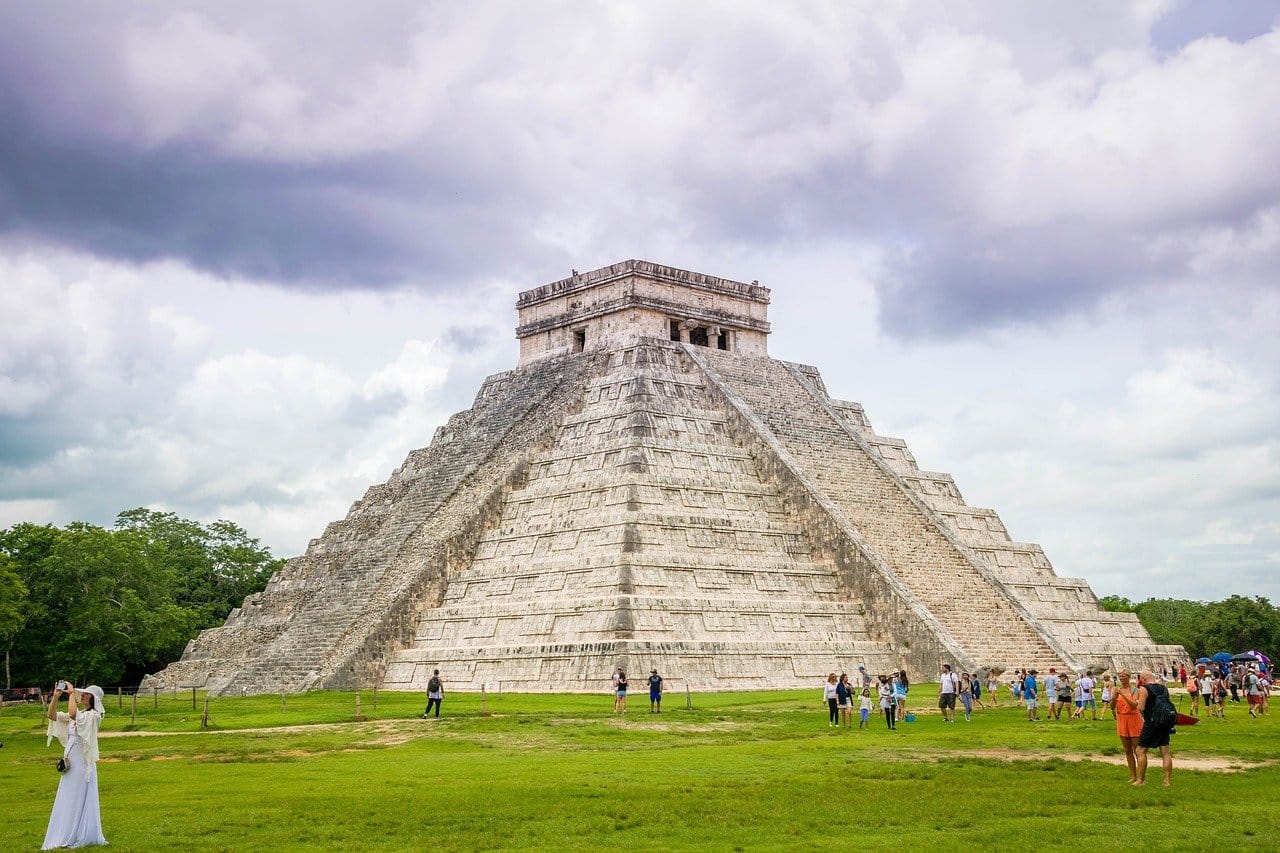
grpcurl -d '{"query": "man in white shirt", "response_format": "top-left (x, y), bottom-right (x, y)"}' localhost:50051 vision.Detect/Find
top-left (1078, 673), bottom-right (1097, 720)
top-left (938, 664), bottom-right (959, 722)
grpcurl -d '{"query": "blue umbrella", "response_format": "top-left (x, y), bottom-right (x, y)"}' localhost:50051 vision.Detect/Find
top-left (1196, 657), bottom-right (1211, 664)
top-left (1211, 652), bottom-right (1232, 663)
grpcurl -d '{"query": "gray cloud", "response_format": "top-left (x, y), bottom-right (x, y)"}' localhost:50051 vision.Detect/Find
top-left (2, 3), bottom-right (1277, 336)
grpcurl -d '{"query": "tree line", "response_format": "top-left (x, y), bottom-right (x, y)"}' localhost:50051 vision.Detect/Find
top-left (0, 509), bottom-right (283, 689)
top-left (1099, 594), bottom-right (1280, 658)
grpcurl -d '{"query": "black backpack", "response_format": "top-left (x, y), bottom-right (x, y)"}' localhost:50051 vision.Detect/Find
top-left (1147, 684), bottom-right (1177, 732)
top-left (428, 676), bottom-right (441, 693)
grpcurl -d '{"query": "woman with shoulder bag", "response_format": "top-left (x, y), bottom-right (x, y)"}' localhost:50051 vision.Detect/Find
top-left (44, 681), bottom-right (108, 848)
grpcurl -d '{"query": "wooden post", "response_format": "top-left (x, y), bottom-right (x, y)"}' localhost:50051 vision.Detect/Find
top-left (685, 684), bottom-right (692, 710)
top-left (355, 693), bottom-right (364, 722)
top-left (481, 683), bottom-right (488, 716)
top-left (117, 685), bottom-right (122, 710)
top-left (153, 686), bottom-right (158, 710)
top-left (281, 691), bottom-right (287, 712)
top-left (131, 692), bottom-right (137, 726)
top-left (191, 687), bottom-right (196, 711)
top-left (201, 696), bottom-right (209, 729)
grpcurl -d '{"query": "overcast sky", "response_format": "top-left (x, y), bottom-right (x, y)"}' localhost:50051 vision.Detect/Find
top-left (2, 1), bottom-right (1278, 602)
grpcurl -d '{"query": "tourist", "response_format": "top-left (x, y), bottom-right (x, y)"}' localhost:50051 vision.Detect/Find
top-left (1070, 676), bottom-right (1085, 720)
top-left (1178, 663), bottom-right (1187, 684)
top-left (615, 670), bottom-right (628, 714)
top-left (1199, 670), bottom-right (1214, 717)
top-left (836, 673), bottom-right (854, 728)
top-left (824, 673), bottom-right (840, 727)
top-left (1185, 669), bottom-right (1200, 716)
top-left (878, 675), bottom-right (896, 730)
top-left (1079, 672), bottom-right (1097, 720)
top-left (44, 682), bottom-right (108, 849)
top-left (1054, 675), bottom-right (1072, 721)
top-left (938, 664), bottom-right (959, 723)
top-left (859, 687), bottom-right (872, 729)
top-left (1134, 670), bottom-right (1175, 787)
top-left (1110, 670), bottom-right (1143, 784)
top-left (858, 665), bottom-right (872, 692)
top-left (971, 671), bottom-right (986, 709)
top-left (1024, 669), bottom-right (1039, 722)
top-left (986, 672), bottom-right (1000, 707)
top-left (1100, 675), bottom-right (1114, 719)
top-left (1212, 671), bottom-right (1228, 718)
top-left (612, 667), bottom-right (623, 713)
top-left (958, 672), bottom-right (974, 722)
top-left (1245, 666), bottom-right (1264, 718)
top-left (422, 669), bottom-right (443, 719)
top-left (894, 670), bottom-right (909, 722)
top-left (648, 669), bottom-right (663, 714)
top-left (1046, 668), bottom-right (1062, 720)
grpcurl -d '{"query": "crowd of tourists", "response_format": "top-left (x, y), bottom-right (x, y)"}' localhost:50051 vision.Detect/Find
top-left (1177, 660), bottom-right (1271, 718)
top-left (821, 657), bottom-right (1271, 789)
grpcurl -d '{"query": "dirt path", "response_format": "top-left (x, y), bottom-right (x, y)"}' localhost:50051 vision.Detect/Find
top-left (956, 747), bottom-right (1274, 773)
top-left (98, 719), bottom-right (424, 738)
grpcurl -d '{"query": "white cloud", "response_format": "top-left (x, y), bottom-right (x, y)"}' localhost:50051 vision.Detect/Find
top-left (0, 249), bottom-right (514, 554)
top-left (1, 2), bottom-right (1278, 601)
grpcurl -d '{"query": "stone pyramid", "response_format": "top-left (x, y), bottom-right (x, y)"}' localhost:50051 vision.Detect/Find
top-left (144, 261), bottom-right (1183, 695)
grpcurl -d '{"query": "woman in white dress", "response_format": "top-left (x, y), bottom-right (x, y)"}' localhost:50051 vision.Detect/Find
top-left (44, 682), bottom-right (108, 849)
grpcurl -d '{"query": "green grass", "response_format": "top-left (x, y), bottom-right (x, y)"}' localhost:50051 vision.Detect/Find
top-left (3, 688), bottom-right (1277, 850)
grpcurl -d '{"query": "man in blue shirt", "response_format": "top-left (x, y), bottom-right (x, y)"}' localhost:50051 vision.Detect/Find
top-left (1024, 669), bottom-right (1040, 722)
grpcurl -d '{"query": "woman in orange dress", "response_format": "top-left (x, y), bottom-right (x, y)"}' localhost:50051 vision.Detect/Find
top-left (1111, 670), bottom-right (1144, 784)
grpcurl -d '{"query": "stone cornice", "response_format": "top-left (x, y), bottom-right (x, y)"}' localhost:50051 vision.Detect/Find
top-left (516, 259), bottom-right (771, 308)
top-left (516, 293), bottom-right (771, 338)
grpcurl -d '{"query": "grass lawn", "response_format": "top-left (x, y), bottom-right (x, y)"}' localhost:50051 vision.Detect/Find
top-left (2, 686), bottom-right (1277, 850)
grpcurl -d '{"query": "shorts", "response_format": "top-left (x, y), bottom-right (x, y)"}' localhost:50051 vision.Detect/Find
top-left (1083, 698), bottom-right (1097, 709)
top-left (860, 708), bottom-right (870, 721)
top-left (1075, 700), bottom-right (1084, 708)
top-left (938, 693), bottom-right (956, 710)
top-left (1116, 713), bottom-right (1143, 739)
top-left (1025, 698), bottom-right (1037, 710)
top-left (838, 699), bottom-right (852, 710)
top-left (1138, 723), bottom-right (1171, 749)
top-left (650, 691), bottom-right (661, 702)
top-left (616, 690), bottom-right (627, 697)
top-left (1248, 694), bottom-right (1262, 706)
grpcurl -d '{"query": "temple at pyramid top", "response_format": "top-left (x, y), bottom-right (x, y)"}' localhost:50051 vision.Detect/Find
top-left (516, 259), bottom-right (772, 364)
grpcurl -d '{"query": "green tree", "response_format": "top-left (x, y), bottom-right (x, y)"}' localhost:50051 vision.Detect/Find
top-left (1133, 598), bottom-right (1208, 654)
top-left (0, 511), bottom-right (281, 687)
top-left (1200, 596), bottom-right (1280, 656)
top-left (0, 554), bottom-right (28, 689)
top-left (1098, 595), bottom-right (1135, 613)
top-left (114, 509), bottom-right (283, 625)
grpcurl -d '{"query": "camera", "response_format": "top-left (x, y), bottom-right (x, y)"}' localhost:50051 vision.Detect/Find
top-left (55, 680), bottom-right (70, 692)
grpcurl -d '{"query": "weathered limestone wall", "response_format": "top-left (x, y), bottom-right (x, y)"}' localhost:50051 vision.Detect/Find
top-left (821, 401), bottom-right (1185, 673)
top-left (385, 341), bottom-right (897, 692)
top-left (142, 353), bottom-right (600, 695)
top-left (690, 346), bottom-right (1077, 674)
top-left (146, 261), bottom-right (1181, 695)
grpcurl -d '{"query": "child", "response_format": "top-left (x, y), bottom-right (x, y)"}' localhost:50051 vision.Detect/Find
top-left (859, 687), bottom-right (872, 729)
